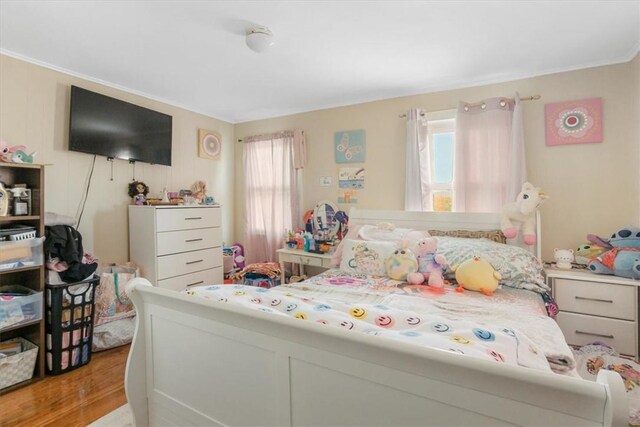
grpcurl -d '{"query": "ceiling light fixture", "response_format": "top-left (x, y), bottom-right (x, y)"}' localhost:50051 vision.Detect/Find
top-left (245, 26), bottom-right (275, 53)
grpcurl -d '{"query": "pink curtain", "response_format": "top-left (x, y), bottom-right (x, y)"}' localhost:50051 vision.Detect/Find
top-left (244, 130), bottom-right (305, 264)
top-left (453, 95), bottom-right (526, 212)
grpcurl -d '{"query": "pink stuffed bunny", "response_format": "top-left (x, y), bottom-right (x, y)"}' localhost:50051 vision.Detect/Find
top-left (0, 139), bottom-right (26, 163)
top-left (406, 237), bottom-right (447, 290)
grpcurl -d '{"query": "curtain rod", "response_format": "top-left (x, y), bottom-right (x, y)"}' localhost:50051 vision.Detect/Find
top-left (398, 94), bottom-right (541, 118)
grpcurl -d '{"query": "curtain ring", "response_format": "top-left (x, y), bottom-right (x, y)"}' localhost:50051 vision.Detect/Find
top-left (480, 103), bottom-right (486, 110)
top-left (499, 99), bottom-right (507, 107)
top-left (463, 105), bottom-right (469, 112)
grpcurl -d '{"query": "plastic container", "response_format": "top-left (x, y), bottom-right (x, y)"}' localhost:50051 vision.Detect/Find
top-left (45, 277), bottom-right (100, 375)
top-left (0, 237), bottom-right (44, 270)
top-left (0, 285), bottom-right (43, 331)
top-left (0, 337), bottom-right (38, 390)
top-left (243, 273), bottom-right (281, 289)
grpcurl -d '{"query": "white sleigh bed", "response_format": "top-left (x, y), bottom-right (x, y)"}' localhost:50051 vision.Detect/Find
top-left (124, 209), bottom-right (628, 426)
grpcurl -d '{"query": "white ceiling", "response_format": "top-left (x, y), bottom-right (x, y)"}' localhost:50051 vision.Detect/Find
top-left (1, 1), bottom-right (639, 123)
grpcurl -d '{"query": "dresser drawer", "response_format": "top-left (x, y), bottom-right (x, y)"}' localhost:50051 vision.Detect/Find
top-left (156, 208), bottom-right (221, 232)
top-left (554, 278), bottom-right (636, 320)
top-left (157, 267), bottom-right (223, 291)
top-left (556, 312), bottom-right (637, 357)
top-left (157, 247), bottom-right (222, 280)
top-left (156, 228), bottom-right (221, 256)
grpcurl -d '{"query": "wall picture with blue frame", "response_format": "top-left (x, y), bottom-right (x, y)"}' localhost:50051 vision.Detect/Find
top-left (335, 129), bottom-right (365, 163)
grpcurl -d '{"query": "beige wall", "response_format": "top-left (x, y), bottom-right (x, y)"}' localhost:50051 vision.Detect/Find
top-left (0, 54), bottom-right (235, 263)
top-left (236, 57), bottom-right (640, 262)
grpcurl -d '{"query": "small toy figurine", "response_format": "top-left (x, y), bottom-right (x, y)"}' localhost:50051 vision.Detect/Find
top-left (191, 180), bottom-right (207, 203)
top-left (553, 248), bottom-right (574, 269)
top-left (128, 181), bottom-right (149, 205)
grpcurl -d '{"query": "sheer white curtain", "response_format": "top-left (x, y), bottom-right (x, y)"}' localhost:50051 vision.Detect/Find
top-left (453, 95), bottom-right (526, 212)
top-left (244, 130), bottom-right (305, 264)
top-left (405, 109), bottom-right (432, 211)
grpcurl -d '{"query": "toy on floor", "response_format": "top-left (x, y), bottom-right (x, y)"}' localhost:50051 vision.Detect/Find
top-left (451, 256), bottom-right (501, 296)
top-left (574, 242), bottom-right (607, 265)
top-left (406, 237), bottom-right (447, 291)
top-left (553, 248), bottom-right (574, 269)
top-left (586, 227), bottom-right (640, 279)
top-left (501, 182), bottom-right (548, 245)
top-left (384, 245), bottom-right (418, 281)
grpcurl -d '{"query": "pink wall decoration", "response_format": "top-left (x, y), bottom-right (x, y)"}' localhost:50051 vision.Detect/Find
top-left (545, 97), bottom-right (603, 146)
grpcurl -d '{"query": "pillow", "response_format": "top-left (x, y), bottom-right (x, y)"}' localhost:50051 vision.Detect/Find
top-left (330, 224), bottom-right (363, 267)
top-left (429, 229), bottom-right (507, 244)
top-left (436, 236), bottom-right (548, 293)
top-left (339, 239), bottom-right (397, 276)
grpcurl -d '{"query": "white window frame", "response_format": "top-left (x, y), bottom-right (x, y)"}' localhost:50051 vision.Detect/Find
top-left (422, 109), bottom-right (456, 212)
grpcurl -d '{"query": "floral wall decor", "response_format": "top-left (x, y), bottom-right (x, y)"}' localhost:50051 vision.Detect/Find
top-left (545, 98), bottom-right (602, 146)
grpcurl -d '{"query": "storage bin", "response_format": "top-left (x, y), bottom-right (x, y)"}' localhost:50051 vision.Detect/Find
top-left (0, 237), bottom-right (44, 270)
top-left (0, 286), bottom-right (43, 331)
top-left (0, 337), bottom-right (38, 390)
top-left (45, 277), bottom-right (100, 375)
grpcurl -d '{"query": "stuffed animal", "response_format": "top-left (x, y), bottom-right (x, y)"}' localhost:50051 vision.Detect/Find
top-left (191, 180), bottom-right (207, 203)
top-left (553, 248), bottom-right (574, 269)
top-left (0, 139), bottom-right (27, 163)
top-left (574, 243), bottom-right (607, 265)
top-left (384, 246), bottom-right (418, 281)
top-left (501, 182), bottom-right (548, 245)
top-left (587, 227), bottom-right (640, 279)
top-left (451, 256), bottom-right (501, 296)
top-left (406, 237), bottom-right (447, 291)
top-left (11, 150), bottom-right (36, 163)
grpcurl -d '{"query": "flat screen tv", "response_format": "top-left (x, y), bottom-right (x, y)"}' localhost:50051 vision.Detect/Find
top-left (69, 86), bottom-right (173, 166)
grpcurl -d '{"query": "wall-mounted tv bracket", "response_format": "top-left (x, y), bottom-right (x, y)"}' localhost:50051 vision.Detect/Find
top-left (107, 157), bottom-right (114, 181)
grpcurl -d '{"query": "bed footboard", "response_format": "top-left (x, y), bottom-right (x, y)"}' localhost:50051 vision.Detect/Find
top-left (125, 278), bottom-right (627, 427)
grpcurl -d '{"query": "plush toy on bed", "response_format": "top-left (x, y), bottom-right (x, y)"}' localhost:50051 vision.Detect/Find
top-left (586, 227), bottom-right (640, 279)
top-left (384, 244), bottom-right (418, 281)
top-left (451, 256), bottom-right (501, 296)
top-left (501, 182), bottom-right (548, 245)
top-left (406, 237), bottom-right (447, 291)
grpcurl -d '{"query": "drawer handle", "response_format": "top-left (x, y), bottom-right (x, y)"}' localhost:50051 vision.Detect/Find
top-left (186, 259), bottom-right (203, 265)
top-left (187, 280), bottom-right (204, 287)
top-left (185, 217), bottom-right (203, 220)
top-left (185, 238), bottom-right (203, 243)
top-left (575, 296), bottom-right (613, 303)
top-left (575, 330), bottom-right (614, 339)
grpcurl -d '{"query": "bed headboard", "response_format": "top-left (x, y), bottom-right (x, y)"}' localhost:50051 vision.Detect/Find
top-left (348, 208), bottom-right (542, 260)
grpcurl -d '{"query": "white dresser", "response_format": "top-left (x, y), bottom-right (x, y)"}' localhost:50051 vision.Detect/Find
top-left (546, 267), bottom-right (639, 358)
top-left (129, 205), bottom-right (224, 291)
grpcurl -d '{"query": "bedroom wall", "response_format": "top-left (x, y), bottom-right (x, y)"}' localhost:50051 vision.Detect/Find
top-left (0, 54), bottom-right (235, 263)
top-left (235, 55), bottom-right (640, 262)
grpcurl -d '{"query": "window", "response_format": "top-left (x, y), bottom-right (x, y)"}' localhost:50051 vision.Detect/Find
top-left (420, 113), bottom-right (455, 212)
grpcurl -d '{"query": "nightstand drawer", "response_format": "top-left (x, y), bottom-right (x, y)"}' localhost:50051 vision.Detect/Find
top-left (554, 278), bottom-right (636, 320)
top-left (288, 254), bottom-right (324, 267)
top-left (556, 312), bottom-right (637, 356)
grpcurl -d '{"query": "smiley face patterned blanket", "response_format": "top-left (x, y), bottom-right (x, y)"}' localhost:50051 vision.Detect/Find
top-left (186, 283), bottom-right (552, 372)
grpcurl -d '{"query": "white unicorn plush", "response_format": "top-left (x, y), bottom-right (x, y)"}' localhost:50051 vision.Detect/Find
top-left (501, 182), bottom-right (549, 245)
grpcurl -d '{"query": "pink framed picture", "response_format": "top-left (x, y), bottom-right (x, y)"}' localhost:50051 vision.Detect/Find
top-left (545, 98), bottom-right (602, 146)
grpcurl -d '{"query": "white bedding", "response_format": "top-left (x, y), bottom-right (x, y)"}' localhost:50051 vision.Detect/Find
top-left (188, 268), bottom-right (576, 375)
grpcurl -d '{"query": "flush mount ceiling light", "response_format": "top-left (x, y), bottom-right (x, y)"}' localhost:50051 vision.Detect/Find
top-left (245, 26), bottom-right (275, 53)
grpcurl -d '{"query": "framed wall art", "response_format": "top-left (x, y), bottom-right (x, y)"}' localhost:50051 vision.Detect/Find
top-left (544, 98), bottom-right (602, 146)
top-left (335, 129), bottom-right (365, 163)
top-left (198, 129), bottom-right (222, 159)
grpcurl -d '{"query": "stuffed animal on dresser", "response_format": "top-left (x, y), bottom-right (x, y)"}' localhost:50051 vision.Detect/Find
top-left (406, 237), bottom-right (447, 291)
top-left (587, 227), bottom-right (640, 279)
top-left (501, 182), bottom-right (548, 245)
top-left (553, 248), bottom-right (574, 269)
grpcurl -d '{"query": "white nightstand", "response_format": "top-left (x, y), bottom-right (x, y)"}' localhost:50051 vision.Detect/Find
top-left (546, 267), bottom-right (639, 358)
top-left (276, 248), bottom-right (333, 284)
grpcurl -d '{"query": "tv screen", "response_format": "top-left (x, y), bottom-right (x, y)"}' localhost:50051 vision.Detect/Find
top-left (69, 86), bottom-right (172, 166)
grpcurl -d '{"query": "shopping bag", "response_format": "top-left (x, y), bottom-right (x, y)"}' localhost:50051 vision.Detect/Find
top-left (94, 262), bottom-right (139, 325)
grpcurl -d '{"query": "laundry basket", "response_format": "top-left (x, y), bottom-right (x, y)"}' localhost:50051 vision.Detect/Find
top-left (45, 277), bottom-right (100, 375)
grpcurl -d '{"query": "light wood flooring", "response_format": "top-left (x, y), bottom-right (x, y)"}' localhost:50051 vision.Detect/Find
top-left (0, 344), bottom-right (129, 427)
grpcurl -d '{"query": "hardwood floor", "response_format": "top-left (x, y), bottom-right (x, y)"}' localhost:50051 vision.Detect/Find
top-left (0, 344), bottom-right (129, 427)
